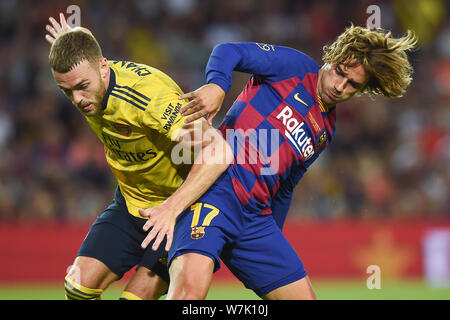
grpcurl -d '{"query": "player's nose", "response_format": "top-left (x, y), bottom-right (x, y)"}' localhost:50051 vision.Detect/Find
top-left (72, 90), bottom-right (83, 105)
top-left (335, 78), bottom-right (346, 93)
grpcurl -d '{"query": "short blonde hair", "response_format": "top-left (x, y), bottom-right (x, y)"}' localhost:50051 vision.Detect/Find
top-left (49, 30), bottom-right (102, 73)
top-left (322, 25), bottom-right (418, 98)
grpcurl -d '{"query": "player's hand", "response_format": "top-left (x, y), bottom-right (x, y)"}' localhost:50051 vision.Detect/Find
top-left (45, 13), bottom-right (93, 45)
top-left (139, 203), bottom-right (177, 251)
top-left (175, 117), bottom-right (215, 150)
top-left (179, 83), bottom-right (226, 125)
top-left (45, 13), bottom-right (72, 45)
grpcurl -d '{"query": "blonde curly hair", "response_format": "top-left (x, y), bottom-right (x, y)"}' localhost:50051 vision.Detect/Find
top-left (322, 25), bottom-right (418, 98)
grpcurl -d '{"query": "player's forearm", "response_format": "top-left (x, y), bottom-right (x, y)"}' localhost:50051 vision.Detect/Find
top-left (139, 131), bottom-right (232, 251)
top-left (165, 132), bottom-right (233, 216)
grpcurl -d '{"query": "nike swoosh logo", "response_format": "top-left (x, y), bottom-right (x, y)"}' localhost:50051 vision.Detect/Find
top-left (294, 93), bottom-right (308, 106)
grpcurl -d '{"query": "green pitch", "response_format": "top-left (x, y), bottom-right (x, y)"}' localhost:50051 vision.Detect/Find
top-left (0, 279), bottom-right (449, 300)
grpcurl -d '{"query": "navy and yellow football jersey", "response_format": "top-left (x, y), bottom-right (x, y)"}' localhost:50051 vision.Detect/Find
top-left (84, 60), bottom-right (190, 218)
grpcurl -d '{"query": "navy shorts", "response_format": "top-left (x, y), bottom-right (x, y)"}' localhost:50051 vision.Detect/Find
top-left (78, 187), bottom-right (169, 283)
top-left (168, 171), bottom-right (307, 297)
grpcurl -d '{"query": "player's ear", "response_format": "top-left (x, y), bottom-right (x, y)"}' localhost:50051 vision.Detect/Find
top-left (99, 57), bottom-right (109, 80)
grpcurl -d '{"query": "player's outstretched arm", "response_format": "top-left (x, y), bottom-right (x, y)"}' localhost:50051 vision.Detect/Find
top-left (139, 118), bottom-right (233, 251)
top-left (179, 83), bottom-right (225, 125)
top-left (181, 42), bottom-right (303, 125)
top-left (45, 12), bottom-right (93, 45)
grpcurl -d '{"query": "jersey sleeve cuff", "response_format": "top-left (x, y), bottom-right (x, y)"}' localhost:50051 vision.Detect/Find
top-left (207, 77), bottom-right (231, 93)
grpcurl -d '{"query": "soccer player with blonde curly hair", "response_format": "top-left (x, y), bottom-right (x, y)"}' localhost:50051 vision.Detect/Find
top-left (145, 25), bottom-right (418, 299)
top-left (321, 25), bottom-right (416, 98)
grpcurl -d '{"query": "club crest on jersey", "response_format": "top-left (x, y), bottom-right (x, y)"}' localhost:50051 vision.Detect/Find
top-left (191, 226), bottom-right (205, 239)
top-left (113, 123), bottom-right (132, 137)
top-left (316, 131), bottom-right (327, 149)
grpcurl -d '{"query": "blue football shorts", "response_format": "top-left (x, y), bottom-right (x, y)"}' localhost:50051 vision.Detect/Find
top-left (77, 187), bottom-right (169, 283)
top-left (168, 171), bottom-right (307, 297)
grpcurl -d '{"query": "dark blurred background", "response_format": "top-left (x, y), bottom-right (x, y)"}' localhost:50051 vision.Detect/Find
top-left (0, 0), bottom-right (448, 223)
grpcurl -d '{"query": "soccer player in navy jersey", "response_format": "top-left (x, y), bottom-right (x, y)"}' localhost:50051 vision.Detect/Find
top-left (141, 25), bottom-right (417, 299)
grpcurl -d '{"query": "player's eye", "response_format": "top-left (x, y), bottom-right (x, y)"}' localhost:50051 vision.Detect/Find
top-left (349, 81), bottom-right (361, 90)
top-left (336, 66), bottom-right (345, 77)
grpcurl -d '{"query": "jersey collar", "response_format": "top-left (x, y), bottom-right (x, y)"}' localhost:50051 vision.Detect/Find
top-left (101, 67), bottom-right (116, 110)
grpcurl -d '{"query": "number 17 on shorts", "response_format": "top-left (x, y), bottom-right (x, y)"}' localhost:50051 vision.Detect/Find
top-left (189, 202), bottom-right (220, 239)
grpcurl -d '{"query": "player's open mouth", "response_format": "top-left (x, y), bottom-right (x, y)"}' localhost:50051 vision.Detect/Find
top-left (82, 104), bottom-right (94, 112)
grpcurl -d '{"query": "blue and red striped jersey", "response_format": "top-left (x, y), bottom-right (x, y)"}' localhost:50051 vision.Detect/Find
top-left (206, 42), bottom-right (337, 216)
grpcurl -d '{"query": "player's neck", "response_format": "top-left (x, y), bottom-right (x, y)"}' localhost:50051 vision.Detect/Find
top-left (103, 65), bottom-right (111, 92)
top-left (98, 65), bottom-right (111, 113)
top-left (317, 67), bottom-right (335, 111)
